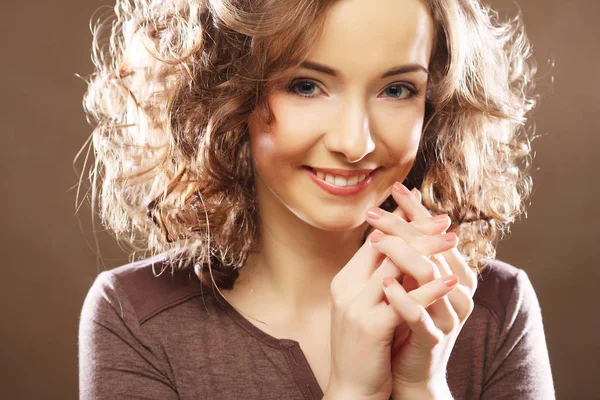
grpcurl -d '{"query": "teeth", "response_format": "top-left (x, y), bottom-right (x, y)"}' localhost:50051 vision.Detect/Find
top-left (314, 169), bottom-right (369, 187)
top-left (334, 176), bottom-right (346, 186)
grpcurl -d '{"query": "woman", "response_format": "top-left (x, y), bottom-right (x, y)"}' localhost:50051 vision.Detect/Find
top-left (78, 0), bottom-right (555, 398)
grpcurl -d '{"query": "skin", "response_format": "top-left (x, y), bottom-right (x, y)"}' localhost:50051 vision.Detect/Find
top-left (228, 0), bottom-right (435, 322)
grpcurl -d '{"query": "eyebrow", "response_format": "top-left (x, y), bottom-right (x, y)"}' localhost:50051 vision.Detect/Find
top-left (299, 61), bottom-right (429, 78)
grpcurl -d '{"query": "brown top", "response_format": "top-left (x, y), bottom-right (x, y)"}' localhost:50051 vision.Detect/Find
top-left (78, 256), bottom-right (555, 399)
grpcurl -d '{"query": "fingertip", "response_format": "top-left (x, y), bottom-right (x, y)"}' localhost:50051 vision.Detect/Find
top-left (441, 232), bottom-right (458, 243)
top-left (442, 275), bottom-right (459, 288)
top-left (370, 231), bottom-right (384, 244)
top-left (382, 276), bottom-right (396, 289)
top-left (410, 187), bottom-right (422, 202)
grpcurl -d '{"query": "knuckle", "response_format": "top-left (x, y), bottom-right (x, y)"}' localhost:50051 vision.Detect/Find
top-left (407, 231), bottom-right (427, 248)
top-left (439, 305), bottom-right (459, 334)
top-left (357, 319), bottom-right (378, 337)
top-left (344, 308), bottom-right (378, 336)
top-left (416, 257), bottom-right (437, 282)
top-left (412, 218), bottom-right (439, 235)
top-left (390, 212), bottom-right (407, 228)
top-left (459, 295), bottom-right (475, 320)
top-left (409, 305), bottom-right (429, 326)
top-left (467, 271), bottom-right (479, 293)
top-left (378, 257), bottom-right (398, 277)
top-left (330, 292), bottom-right (345, 310)
top-left (428, 330), bottom-right (443, 345)
top-left (344, 304), bottom-right (361, 323)
top-left (453, 287), bottom-right (475, 320)
top-left (464, 297), bottom-right (475, 318)
top-left (447, 313), bottom-right (460, 333)
top-left (329, 279), bottom-right (343, 298)
top-left (329, 281), bottom-right (347, 309)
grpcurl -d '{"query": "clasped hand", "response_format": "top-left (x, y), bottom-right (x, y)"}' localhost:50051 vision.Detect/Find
top-left (367, 183), bottom-right (478, 399)
top-left (328, 182), bottom-right (477, 400)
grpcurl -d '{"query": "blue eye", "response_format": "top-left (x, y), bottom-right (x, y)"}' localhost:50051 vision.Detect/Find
top-left (288, 79), bottom-right (320, 97)
top-left (383, 84), bottom-right (418, 100)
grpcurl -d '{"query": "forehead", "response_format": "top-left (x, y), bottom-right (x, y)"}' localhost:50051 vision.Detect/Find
top-left (306, 0), bottom-right (434, 77)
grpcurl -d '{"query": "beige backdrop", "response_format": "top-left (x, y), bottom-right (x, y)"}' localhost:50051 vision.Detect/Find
top-left (1, 0), bottom-right (598, 398)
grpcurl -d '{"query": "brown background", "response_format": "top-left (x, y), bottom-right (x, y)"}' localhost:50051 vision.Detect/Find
top-left (1, 0), bottom-right (598, 399)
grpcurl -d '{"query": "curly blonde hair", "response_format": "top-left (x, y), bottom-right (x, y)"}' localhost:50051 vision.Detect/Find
top-left (78, 0), bottom-right (537, 290)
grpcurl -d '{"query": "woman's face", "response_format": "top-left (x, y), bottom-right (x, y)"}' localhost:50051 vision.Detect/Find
top-left (248, 0), bottom-right (434, 231)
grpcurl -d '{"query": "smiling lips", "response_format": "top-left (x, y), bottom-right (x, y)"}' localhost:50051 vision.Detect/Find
top-left (304, 166), bottom-right (378, 195)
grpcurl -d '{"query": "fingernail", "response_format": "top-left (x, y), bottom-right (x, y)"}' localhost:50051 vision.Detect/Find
top-left (393, 182), bottom-right (410, 195)
top-left (442, 232), bottom-right (457, 241)
top-left (433, 214), bottom-right (448, 223)
top-left (366, 208), bottom-right (383, 220)
top-left (370, 232), bottom-right (384, 243)
top-left (443, 275), bottom-right (459, 287)
top-left (382, 277), bottom-right (395, 288)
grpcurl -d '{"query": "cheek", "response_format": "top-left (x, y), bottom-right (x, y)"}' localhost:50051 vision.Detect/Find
top-left (378, 107), bottom-right (424, 162)
top-left (248, 94), bottom-right (321, 169)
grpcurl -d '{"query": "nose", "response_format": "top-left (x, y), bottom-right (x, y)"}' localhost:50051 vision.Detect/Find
top-left (324, 98), bottom-right (376, 163)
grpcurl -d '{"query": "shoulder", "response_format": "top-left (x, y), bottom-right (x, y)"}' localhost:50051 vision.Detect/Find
top-left (473, 258), bottom-right (541, 329)
top-left (82, 253), bottom-right (205, 325)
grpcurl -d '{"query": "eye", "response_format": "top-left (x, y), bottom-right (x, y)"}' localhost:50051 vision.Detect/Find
top-left (288, 79), bottom-right (322, 98)
top-left (382, 83), bottom-right (420, 101)
top-left (287, 78), bottom-right (421, 100)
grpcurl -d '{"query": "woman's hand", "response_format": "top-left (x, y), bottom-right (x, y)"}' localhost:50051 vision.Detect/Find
top-left (365, 183), bottom-right (478, 399)
top-left (326, 184), bottom-right (462, 400)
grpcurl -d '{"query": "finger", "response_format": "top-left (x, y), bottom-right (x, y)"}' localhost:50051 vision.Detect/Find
top-left (442, 247), bottom-right (479, 296)
top-left (369, 233), bottom-right (456, 285)
top-left (333, 185), bottom-right (426, 294)
top-left (393, 184), bottom-right (478, 294)
top-left (387, 186), bottom-right (472, 329)
top-left (356, 232), bottom-right (450, 310)
top-left (410, 187), bottom-right (422, 203)
top-left (381, 275), bottom-right (459, 346)
top-left (366, 207), bottom-right (453, 249)
top-left (353, 256), bottom-right (405, 309)
top-left (429, 254), bottom-right (475, 323)
top-left (419, 253), bottom-right (459, 334)
top-left (445, 284), bottom-right (475, 322)
top-left (331, 229), bottom-right (387, 299)
top-left (400, 185), bottom-right (453, 235)
top-left (369, 228), bottom-right (458, 262)
top-left (354, 233), bottom-right (454, 310)
top-left (391, 182), bottom-right (432, 221)
top-left (333, 182), bottom-right (453, 302)
top-left (410, 215), bottom-right (451, 236)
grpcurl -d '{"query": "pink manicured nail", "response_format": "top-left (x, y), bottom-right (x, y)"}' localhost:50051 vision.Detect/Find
top-left (443, 275), bottom-right (459, 287)
top-left (370, 232), bottom-right (384, 243)
top-left (382, 277), bottom-right (395, 288)
top-left (366, 208), bottom-right (383, 220)
top-left (393, 182), bottom-right (410, 195)
top-left (442, 232), bottom-right (457, 241)
top-left (433, 214), bottom-right (448, 223)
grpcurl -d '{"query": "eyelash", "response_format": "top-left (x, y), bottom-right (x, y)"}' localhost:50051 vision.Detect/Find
top-left (286, 78), bottom-right (421, 101)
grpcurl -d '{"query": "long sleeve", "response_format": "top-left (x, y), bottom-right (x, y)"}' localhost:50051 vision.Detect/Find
top-left (78, 271), bottom-right (179, 400)
top-left (480, 269), bottom-right (555, 399)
